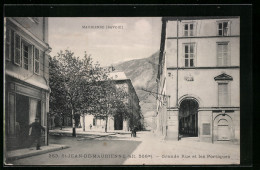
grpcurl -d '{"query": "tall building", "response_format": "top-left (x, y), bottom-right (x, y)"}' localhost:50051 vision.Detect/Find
top-left (156, 17), bottom-right (240, 143)
top-left (4, 17), bottom-right (51, 150)
top-left (80, 72), bottom-right (142, 131)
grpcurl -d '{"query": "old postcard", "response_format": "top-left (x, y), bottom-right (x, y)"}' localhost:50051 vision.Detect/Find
top-left (4, 16), bottom-right (241, 165)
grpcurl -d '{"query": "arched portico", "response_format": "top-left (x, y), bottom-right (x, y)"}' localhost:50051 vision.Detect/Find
top-left (178, 94), bottom-right (203, 107)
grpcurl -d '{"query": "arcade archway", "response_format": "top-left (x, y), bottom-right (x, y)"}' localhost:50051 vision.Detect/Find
top-left (179, 99), bottom-right (199, 137)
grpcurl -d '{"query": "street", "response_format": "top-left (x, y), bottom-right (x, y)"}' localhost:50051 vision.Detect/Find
top-left (10, 131), bottom-right (240, 165)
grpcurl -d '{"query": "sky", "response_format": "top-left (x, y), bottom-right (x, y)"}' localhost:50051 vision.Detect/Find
top-left (48, 17), bottom-right (162, 66)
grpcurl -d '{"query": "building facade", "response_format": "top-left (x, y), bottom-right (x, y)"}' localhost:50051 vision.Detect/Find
top-left (80, 72), bottom-right (141, 131)
top-left (4, 17), bottom-right (51, 150)
top-left (156, 17), bottom-right (240, 143)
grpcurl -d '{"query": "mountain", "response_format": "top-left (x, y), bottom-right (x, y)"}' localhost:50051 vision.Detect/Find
top-left (114, 51), bottom-right (159, 119)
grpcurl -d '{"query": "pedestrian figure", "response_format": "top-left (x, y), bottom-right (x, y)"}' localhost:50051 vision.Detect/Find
top-left (89, 124), bottom-right (92, 130)
top-left (133, 126), bottom-right (137, 137)
top-left (28, 118), bottom-right (45, 150)
top-left (130, 127), bottom-right (134, 137)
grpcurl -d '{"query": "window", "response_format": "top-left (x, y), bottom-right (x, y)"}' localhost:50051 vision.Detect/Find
top-left (183, 43), bottom-right (195, 67)
top-left (5, 28), bottom-right (11, 60)
top-left (14, 34), bottom-right (21, 65)
top-left (34, 48), bottom-right (40, 74)
top-left (184, 23), bottom-right (194, 37)
top-left (22, 43), bottom-right (29, 70)
top-left (218, 21), bottom-right (229, 36)
top-left (218, 83), bottom-right (229, 106)
top-left (217, 42), bottom-right (229, 66)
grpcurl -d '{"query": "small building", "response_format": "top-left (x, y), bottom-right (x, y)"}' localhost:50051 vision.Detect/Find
top-left (80, 72), bottom-right (141, 131)
top-left (4, 17), bottom-right (51, 150)
top-left (156, 17), bottom-right (240, 143)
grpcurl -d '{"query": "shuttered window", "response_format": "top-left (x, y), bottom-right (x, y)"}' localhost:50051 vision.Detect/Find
top-left (217, 43), bottom-right (229, 66)
top-left (218, 83), bottom-right (229, 106)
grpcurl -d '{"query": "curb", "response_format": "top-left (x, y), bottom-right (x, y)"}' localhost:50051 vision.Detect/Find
top-left (6, 145), bottom-right (70, 162)
top-left (49, 132), bottom-right (116, 138)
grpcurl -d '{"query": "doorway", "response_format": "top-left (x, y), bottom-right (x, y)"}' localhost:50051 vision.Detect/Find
top-left (217, 119), bottom-right (231, 141)
top-left (114, 113), bottom-right (123, 130)
top-left (16, 94), bottom-right (30, 148)
top-left (179, 99), bottom-right (199, 137)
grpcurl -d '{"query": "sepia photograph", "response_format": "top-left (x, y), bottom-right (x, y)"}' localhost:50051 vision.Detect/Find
top-left (4, 15), bottom-right (241, 165)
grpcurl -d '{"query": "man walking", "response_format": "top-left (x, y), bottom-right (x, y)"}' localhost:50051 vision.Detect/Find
top-left (29, 118), bottom-right (45, 150)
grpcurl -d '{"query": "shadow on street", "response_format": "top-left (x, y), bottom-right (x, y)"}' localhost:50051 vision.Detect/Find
top-left (10, 135), bottom-right (142, 165)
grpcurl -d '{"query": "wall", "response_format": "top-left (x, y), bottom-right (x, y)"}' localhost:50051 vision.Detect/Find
top-left (6, 18), bottom-right (50, 87)
top-left (157, 17), bottom-right (240, 143)
top-left (166, 69), bottom-right (240, 107)
top-left (12, 17), bottom-right (45, 41)
top-left (166, 38), bottom-right (240, 68)
top-left (166, 18), bottom-right (240, 38)
top-left (5, 17), bottom-right (50, 148)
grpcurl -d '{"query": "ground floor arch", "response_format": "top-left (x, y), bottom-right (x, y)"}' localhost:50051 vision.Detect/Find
top-left (213, 113), bottom-right (234, 141)
top-left (179, 99), bottom-right (199, 137)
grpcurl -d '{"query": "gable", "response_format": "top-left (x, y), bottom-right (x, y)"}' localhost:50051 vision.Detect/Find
top-left (214, 73), bottom-right (233, 81)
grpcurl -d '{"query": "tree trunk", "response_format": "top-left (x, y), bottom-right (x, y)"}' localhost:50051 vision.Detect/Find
top-left (105, 116), bottom-right (108, 133)
top-left (60, 114), bottom-right (63, 130)
top-left (72, 109), bottom-right (76, 137)
top-left (83, 113), bottom-right (85, 131)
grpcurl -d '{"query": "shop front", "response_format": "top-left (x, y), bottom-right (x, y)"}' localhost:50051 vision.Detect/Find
top-left (5, 76), bottom-right (48, 150)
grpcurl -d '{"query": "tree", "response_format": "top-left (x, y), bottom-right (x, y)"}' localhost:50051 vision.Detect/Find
top-left (94, 79), bottom-right (129, 133)
top-left (49, 50), bottom-right (104, 136)
top-left (49, 56), bottom-right (70, 130)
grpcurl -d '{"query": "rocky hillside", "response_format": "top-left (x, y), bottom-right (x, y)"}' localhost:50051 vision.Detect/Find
top-left (114, 51), bottom-right (159, 119)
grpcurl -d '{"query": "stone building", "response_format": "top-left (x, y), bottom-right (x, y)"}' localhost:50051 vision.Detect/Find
top-left (156, 17), bottom-right (240, 143)
top-left (80, 72), bottom-right (141, 131)
top-left (4, 17), bottom-right (51, 150)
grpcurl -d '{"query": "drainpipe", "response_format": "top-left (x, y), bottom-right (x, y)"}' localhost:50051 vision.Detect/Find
top-left (176, 19), bottom-right (179, 108)
top-left (176, 19), bottom-right (179, 140)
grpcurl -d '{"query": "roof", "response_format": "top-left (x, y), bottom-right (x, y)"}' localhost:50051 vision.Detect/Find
top-left (107, 71), bottom-right (128, 80)
top-left (106, 72), bottom-right (140, 103)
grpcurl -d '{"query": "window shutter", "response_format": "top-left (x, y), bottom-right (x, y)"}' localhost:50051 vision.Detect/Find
top-left (218, 83), bottom-right (228, 106)
top-left (182, 44), bottom-right (185, 67)
top-left (228, 43), bottom-right (231, 66)
top-left (227, 21), bottom-right (230, 36)
top-left (5, 28), bottom-right (11, 60)
top-left (34, 48), bottom-right (40, 74)
top-left (218, 84), bottom-right (223, 106)
top-left (189, 23), bottom-right (194, 36)
top-left (14, 34), bottom-right (21, 65)
top-left (217, 44), bottom-right (222, 66)
top-left (194, 43), bottom-right (197, 67)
